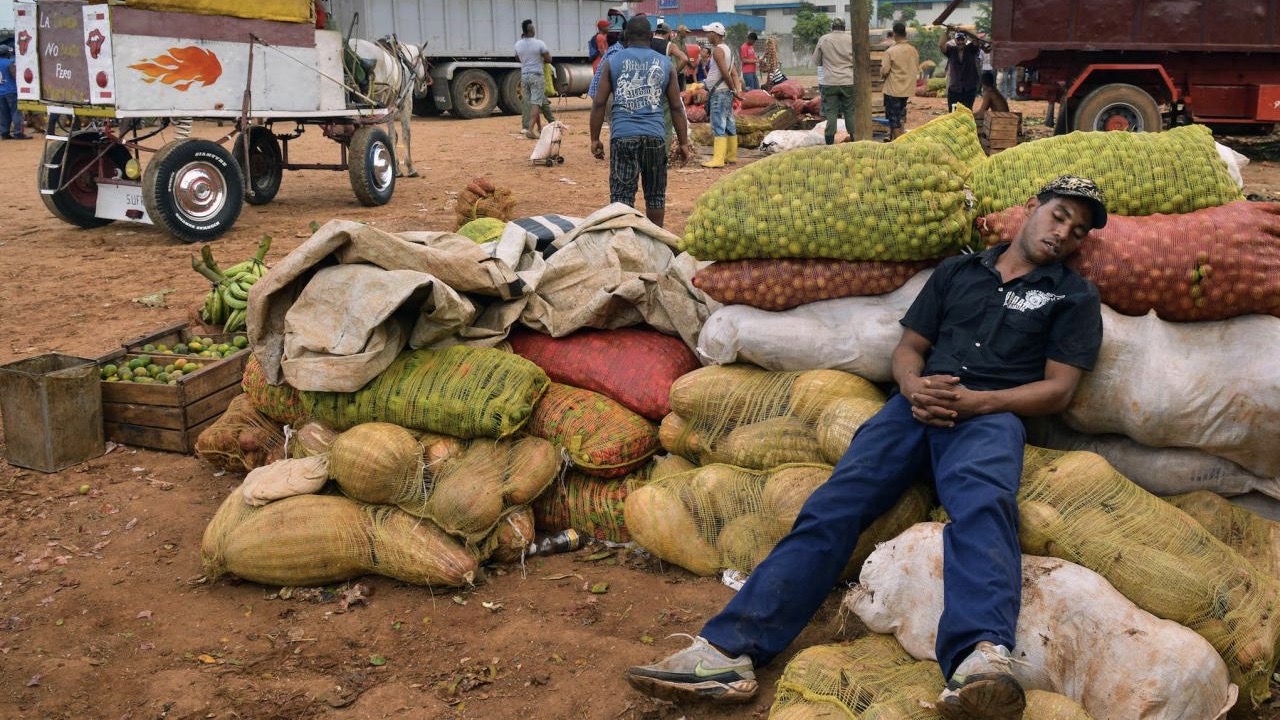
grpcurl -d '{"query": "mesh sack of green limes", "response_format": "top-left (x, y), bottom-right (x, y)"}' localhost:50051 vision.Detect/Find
top-left (681, 140), bottom-right (976, 263)
top-left (971, 124), bottom-right (1241, 217)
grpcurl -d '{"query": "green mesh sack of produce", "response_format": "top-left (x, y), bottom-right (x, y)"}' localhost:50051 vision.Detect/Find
top-left (1017, 446), bottom-right (1280, 707)
top-left (692, 258), bottom-right (936, 311)
top-left (970, 124), bottom-right (1242, 218)
top-left (328, 423), bottom-right (559, 545)
top-left (1165, 490), bottom-right (1280, 581)
top-left (300, 346), bottom-right (549, 438)
top-left (771, 635), bottom-right (1093, 720)
top-left (978, 200), bottom-right (1280, 321)
top-left (681, 140), bottom-right (974, 262)
top-left (200, 491), bottom-right (479, 588)
top-left (660, 365), bottom-right (886, 469)
top-left (242, 354), bottom-right (308, 424)
top-left (526, 383), bottom-right (660, 478)
top-left (532, 466), bottom-right (651, 543)
top-left (893, 104), bottom-right (986, 169)
top-left (771, 635), bottom-right (942, 719)
top-left (624, 460), bottom-right (931, 577)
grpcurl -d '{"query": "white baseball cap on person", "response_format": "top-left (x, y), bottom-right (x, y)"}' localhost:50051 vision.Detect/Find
top-left (702, 22), bottom-right (726, 35)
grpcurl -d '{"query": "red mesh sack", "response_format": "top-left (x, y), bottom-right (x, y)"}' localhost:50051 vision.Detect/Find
top-left (977, 200), bottom-right (1280, 321)
top-left (788, 98), bottom-right (809, 116)
top-left (741, 89), bottom-right (774, 108)
top-left (770, 79), bottom-right (805, 100)
top-left (507, 326), bottom-right (699, 420)
top-left (526, 382), bottom-right (660, 478)
top-left (687, 104), bottom-right (708, 123)
top-left (532, 467), bottom-right (650, 543)
top-left (693, 258), bottom-right (936, 311)
top-left (801, 96), bottom-right (822, 115)
top-left (241, 354), bottom-right (307, 425)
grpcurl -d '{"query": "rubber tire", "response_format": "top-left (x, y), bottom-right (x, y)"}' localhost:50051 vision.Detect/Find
top-left (1073, 83), bottom-right (1162, 132)
top-left (232, 126), bottom-right (283, 206)
top-left (39, 131), bottom-right (131, 229)
top-left (450, 68), bottom-right (498, 119)
top-left (142, 139), bottom-right (244, 244)
top-left (348, 126), bottom-right (396, 206)
top-left (498, 70), bottom-right (524, 116)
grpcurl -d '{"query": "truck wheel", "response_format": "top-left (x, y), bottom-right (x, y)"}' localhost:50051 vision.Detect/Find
top-left (450, 69), bottom-right (498, 119)
top-left (1073, 84), bottom-right (1162, 132)
top-left (498, 70), bottom-right (524, 115)
top-left (232, 126), bottom-right (282, 206)
top-left (348, 126), bottom-right (396, 206)
top-left (39, 131), bottom-right (131, 229)
top-left (142, 139), bottom-right (244, 243)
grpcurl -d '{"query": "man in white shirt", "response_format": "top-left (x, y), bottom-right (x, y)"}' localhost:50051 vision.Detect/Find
top-left (514, 19), bottom-right (555, 138)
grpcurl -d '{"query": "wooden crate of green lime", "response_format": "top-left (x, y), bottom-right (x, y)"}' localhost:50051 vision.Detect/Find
top-left (97, 322), bottom-right (252, 453)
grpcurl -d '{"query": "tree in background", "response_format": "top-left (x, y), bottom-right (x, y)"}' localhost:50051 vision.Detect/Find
top-left (909, 22), bottom-right (945, 74)
top-left (726, 22), bottom-right (751, 50)
top-left (792, 2), bottom-right (829, 53)
top-left (974, 3), bottom-right (992, 36)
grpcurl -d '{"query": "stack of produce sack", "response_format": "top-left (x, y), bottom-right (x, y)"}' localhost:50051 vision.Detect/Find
top-left (624, 365), bottom-right (933, 577)
top-left (687, 109), bottom-right (983, 338)
top-left (508, 325), bottom-right (701, 542)
top-left (201, 344), bottom-right (559, 589)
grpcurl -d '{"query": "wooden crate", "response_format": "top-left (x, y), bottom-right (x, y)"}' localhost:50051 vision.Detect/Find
top-left (982, 111), bottom-right (1022, 153)
top-left (97, 322), bottom-right (250, 453)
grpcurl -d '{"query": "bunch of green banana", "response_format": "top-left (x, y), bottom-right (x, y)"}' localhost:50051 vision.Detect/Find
top-left (192, 236), bottom-right (272, 332)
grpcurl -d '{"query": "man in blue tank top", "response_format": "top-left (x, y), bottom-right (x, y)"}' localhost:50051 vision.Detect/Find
top-left (589, 16), bottom-right (692, 228)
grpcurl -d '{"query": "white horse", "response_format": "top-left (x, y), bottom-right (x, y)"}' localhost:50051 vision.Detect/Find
top-left (348, 37), bottom-right (430, 177)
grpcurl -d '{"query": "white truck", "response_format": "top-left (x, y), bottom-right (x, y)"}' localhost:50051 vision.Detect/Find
top-left (328, 0), bottom-right (623, 118)
top-left (16, 0), bottom-right (401, 243)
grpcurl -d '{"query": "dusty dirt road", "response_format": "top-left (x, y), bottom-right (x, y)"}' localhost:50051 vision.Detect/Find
top-left (3, 94), bottom-right (1280, 719)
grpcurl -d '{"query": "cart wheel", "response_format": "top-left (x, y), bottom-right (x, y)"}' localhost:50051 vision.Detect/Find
top-left (544, 159), bottom-right (553, 167)
top-left (39, 131), bottom-right (132, 229)
top-left (142, 139), bottom-right (244, 243)
top-left (555, 156), bottom-right (565, 164)
top-left (348, 126), bottom-right (396, 206)
top-left (233, 126), bottom-right (283, 205)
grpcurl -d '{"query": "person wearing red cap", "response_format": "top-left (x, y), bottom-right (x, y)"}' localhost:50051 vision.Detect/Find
top-left (591, 19), bottom-right (610, 73)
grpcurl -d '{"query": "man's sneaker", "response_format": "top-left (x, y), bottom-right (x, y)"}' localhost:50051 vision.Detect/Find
top-left (936, 641), bottom-right (1026, 719)
top-left (625, 634), bottom-right (758, 704)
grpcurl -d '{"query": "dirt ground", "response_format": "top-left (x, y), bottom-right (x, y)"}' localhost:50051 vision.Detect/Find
top-left (3, 92), bottom-right (1280, 720)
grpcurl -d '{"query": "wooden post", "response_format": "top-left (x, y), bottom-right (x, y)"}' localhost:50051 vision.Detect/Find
top-left (851, 0), bottom-right (872, 140)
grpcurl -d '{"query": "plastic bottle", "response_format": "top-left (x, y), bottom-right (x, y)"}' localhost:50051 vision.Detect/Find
top-left (527, 529), bottom-right (584, 556)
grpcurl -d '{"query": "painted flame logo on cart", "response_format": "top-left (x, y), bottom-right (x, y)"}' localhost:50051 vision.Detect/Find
top-left (129, 47), bottom-right (223, 91)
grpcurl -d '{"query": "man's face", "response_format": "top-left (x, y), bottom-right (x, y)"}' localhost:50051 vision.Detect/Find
top-left (1014, 196), bottom-right (1093, 265)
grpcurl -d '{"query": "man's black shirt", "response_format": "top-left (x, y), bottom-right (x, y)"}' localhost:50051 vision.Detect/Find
top-left (900, 244), bottom-right (1103, 392)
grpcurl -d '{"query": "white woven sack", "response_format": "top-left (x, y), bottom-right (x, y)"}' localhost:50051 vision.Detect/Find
top-left (845, 522), bottom-right (1238, 720)
top-left (695, 270), bottom-right (929, 380)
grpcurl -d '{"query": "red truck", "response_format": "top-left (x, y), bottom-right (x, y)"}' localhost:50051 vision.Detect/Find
top-left (990, 0), bottom-right (1280, 133)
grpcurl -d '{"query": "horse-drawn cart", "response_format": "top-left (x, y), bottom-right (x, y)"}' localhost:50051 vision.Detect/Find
top-left (15, 0), bottom-right (412, 243)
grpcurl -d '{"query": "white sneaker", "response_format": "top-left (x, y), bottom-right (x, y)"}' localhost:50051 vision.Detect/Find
top-left (936, 641), bottom-right (1025, 719)
top-left (625, 634), bottom-right (757, 704)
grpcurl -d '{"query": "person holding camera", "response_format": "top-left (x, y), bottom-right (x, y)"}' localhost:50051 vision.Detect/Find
top-left (939, 27), bottom-right (985, 112)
